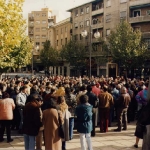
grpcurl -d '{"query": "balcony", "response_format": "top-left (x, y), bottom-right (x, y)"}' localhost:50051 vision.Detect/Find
top-left (29, 16), bottom-right (34, 21)
top-left (129, 15), bottom-right (150, 23)
top-left (29, 24), bottom-right (34, 27)
top-left (129, 0), bottom-right (150, 8)
top-left (92, 23), bottom-right (103, 29)
top-left (29, 31), bottom-right (34, 35)
top-left (92, 8), bottom-right (104, 16)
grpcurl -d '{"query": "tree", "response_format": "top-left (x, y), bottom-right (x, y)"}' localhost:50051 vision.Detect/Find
top-left (0, 0), bottom-right (26, 70)
top-left (40, 40), bottom-right (58, 71)
top-left (60, 40), bottom-right (86, 75)
top-left (10, 36), bottom-right (32, 71)
top-left (108, 21), bottom-right (148, 73)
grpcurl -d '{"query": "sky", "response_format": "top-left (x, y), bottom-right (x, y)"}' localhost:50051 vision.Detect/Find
top-left (23, 0), bottom-right (92, 22)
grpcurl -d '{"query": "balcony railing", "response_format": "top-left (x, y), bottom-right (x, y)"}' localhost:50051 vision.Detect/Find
top-left (129, 0), bottom-right (150, 7)
top-left (29, 24), bottom-right (34, 27)
top-left (29, 31), bottom-right (34, 35)
top-left (92, 8), bottom-right (104, 16)
top-left (92, 22), bottom-right (103, 29)
top-left (129, 15), bottom-right (150, 23)
top-left (29, 16), bottom-right (34, 21)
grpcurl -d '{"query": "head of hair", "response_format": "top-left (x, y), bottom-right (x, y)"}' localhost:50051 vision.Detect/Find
top-left (2, 92), bottom-right (10, 98)
top-left (30, 94), bottom-right (43, 102)
top-left (120, 87), bottom-right (127, 94)
top-left (57, 96), bottom-right (65, 104)
top-left (80, 95), bottom-right (88, 104)
top-left (80, 85), bottom-right (86, 91)
top-left (87, 85), bottom-right (92, 92)
top-left (46, 99), bottom-right (57, 109)
top-left (65, 87), bottom-right (71, 95)
top-left (20, 85), bottom-right (28, 91)
top-left (103, 85), bottom-right (108, 92)
top-left (145, 81), bottom-right (149, 88)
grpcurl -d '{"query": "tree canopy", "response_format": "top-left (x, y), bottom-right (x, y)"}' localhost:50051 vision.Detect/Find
top-left (108, 21), bottom-right (148, 69)
top-left (40, 40), bottom-right (58, 70)
top-left (0, 0), bottom-right (26, 70)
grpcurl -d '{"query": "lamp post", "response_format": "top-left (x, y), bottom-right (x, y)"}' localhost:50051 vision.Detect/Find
top-left (81, 27), bottom-right (100, 78)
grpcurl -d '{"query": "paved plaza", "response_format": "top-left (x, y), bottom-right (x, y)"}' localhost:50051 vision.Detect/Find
top-left (0, 122), bottom-right (142, 150)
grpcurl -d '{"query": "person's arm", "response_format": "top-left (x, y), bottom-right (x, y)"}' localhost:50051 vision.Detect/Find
top-left (135, 91), bottom-right (142, 104)
top-left (11, 99), bottom-right (15, 110)
top-left (16, 94), bottom-right (24, 107)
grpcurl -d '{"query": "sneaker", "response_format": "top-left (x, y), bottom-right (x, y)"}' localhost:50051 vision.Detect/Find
top-left (7, 139), bottom-right (13, 143)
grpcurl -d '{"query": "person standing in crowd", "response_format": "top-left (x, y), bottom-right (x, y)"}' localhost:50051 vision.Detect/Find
top-left (23, 94), bottom-right (42, 150)
top-left (65, 87), bottom-right (77, 140)
top-left (43, 99), bottom-right (64, 150)
top-left (57, 96), bottom-right (70, 150)
top-left (39, 85), bottom-right (47, 100)
top-left (86, 85), bottom-right (98, 137)
top-left (98, 85), bottom-right (114, 133)
top-left (0, 92), bottom-right (15, 142)
top-left (114, 87), bottom-right (131, 132)
top-left (16, 86), bottom-right (28, 134)
top-left (75, 95), bottom-right (93, 150)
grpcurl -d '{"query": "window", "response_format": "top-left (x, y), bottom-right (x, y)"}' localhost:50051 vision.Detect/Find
top-left (61, 39), bottom-right (63, 45)
top-left (133, 10), bottom-right (141, 17)
top-left (56, 30), bottom-right (58, 35)
top-left (61, 28), bottom-right (63, 34)
top-left (42, 42), bottom-right (45, 45)
top-left (75, 10), bottom-right (78, 17)
top-left (57, 40), bottom-right (58, 46)
top-left (86, 20), bottom-right (90, 26)
top-left (74, 23), bottom-right (78, 29)
top-left (35, 28), bottom-right (40, 32)
top-left (42, 20), bottom-right (46, 24)
top-left (42, 35), bottom-right (46, 38)
top-left (120, 11), bottom-right (126, 18)
top-left (106, 29), bottom-right (110, 36)
top-left (35, 21), bottom-right (40, 24)
top-left (36, 42), bottom-right (40, 46)
top-left (80, 21), bottom-right (84, 28)
top-left (106, 14), bottom-right (111, 22)
top-left (145, 39), bottom-right (150, 48)
top-left (42, 13), bottom-right (46, 16)
top-left (147, 10), bottom-right (150, 15)
top-left (81, 8), bottom-right (84, 15)
top-left (86, 6), bottom-right (89, 13)
top-left (80, 34), bottom-right (83, 40)
top-left (74, 34), bottom-right (78, 40)
top-left (36, 13), bottom-right (40, 17)
top-left (133, 26), bottom-right (141, 31)
top-left (65, 38), bottom-right (67, 44)
top-left (106, 0), bottom-right (111, 7)
top-left (35, 35), bottom-right (40, 39)
top-left (41, 27), bottom-right (46, 31)
top-left (120, 0), bottom-right (127, 3)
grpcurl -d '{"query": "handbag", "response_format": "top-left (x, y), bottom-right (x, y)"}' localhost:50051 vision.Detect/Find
top-left (58, 111), bottom-right (65, 139)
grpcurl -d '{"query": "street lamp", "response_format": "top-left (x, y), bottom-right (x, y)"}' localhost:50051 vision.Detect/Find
top-left (81, 28), bottom-right (100, 78)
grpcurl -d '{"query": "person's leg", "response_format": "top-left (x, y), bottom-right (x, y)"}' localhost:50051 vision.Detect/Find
top-left (114, 109), bottom-right (123, 131)
top-left (18, 108), bottom-right (23, 131)
top-left (0, 120), bottom-right (5, 141)
top-left (62, 141), bottom-right (66, 150)
top-left (5, 120), bottom-right (12, 142)
top-left (29, 135), bottom-right (35, 150)
top-left (99, 109), bottom-right (104, 132)
top-left (85, 133), bottom-right (93, 150)
top-left (24, 134), bottom-right (29, 150)
top-left (123, 109), bottom-right (128, 130)
top-left (91, 113), bottom-right (96, 136)
top-left (69, 117), bottom-right (74, 140)
top-left (134, 137), bottom-right (139, 148)
top-left (36, 130), bottom-right (43, 150)
top-left (79, 133), bottom-right (86, 150)
top-left (104, 109), bottom-right (109, 132)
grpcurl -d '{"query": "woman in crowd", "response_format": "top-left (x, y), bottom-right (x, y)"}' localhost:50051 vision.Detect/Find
top-left (75, 94), bottom-right (93, 150)
top-left (57, 96), bottom-right (70, 150)
top-left (43, 99), bottom-right (64, 150)
top-left (0, 92), bottom-right (15, 142)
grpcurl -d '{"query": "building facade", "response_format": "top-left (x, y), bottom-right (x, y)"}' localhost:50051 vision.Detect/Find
top-left (67, 0), bottom-right (150, 77)
top-left (28, 8), bottom-right (56, 71)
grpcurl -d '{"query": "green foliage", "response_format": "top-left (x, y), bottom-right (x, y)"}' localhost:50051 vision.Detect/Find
top-left (40, 40), bottom-right (58, 69)
top-left (60, 40), bottom-right (86, 70)
top-left (108, 21), bottom-right (148, 68)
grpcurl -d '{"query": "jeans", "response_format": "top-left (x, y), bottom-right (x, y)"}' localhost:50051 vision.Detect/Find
top-left (24, 134), bottom-right (35, 150)
top-left (79, 133), bottom-right (93, 150)
top-left (0, 120), bottom-right (11, 140)
top-left (18, 108), bottom-right (23, 130)
top-left (69, 118), bottom-right (74, 140)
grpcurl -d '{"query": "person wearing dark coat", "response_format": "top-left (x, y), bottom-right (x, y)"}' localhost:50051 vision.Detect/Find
top-left (23, 94), bottom-right (42, 150)
top-left (86, 85), bottom-right (98, 137)
top-left (75, 95), bottom-right (93, 150)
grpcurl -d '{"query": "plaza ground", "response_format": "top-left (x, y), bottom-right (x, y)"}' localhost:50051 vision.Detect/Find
top-left (0, 122), bottom-right (142, 150)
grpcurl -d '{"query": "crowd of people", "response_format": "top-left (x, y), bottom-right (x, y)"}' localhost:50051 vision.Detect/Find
top-left (0, 75), bottom-right (150, 150)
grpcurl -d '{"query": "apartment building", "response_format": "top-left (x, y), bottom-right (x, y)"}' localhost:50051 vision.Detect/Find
top-left (28, 8), bottom-right (56, 66)
top-left (67, 0), bottom-right (150, 77)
